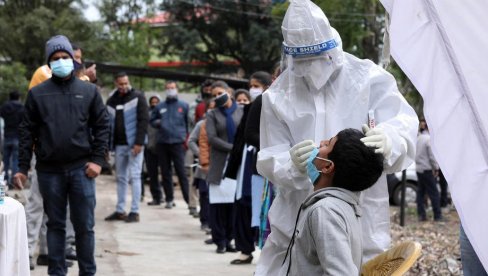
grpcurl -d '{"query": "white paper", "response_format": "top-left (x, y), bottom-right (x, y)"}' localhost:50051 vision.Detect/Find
top-left (209, 178), bottom-right (237, 204)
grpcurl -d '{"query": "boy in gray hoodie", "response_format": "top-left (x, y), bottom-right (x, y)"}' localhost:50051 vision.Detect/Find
top-left (282, 128), bottom-right (384, 275)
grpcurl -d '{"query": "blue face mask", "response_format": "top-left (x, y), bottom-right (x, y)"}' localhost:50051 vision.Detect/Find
top-left (306, 147), bottom-right (333, 186)
top-left (50, 58), bottom-right (74, 78)
top-left (306, 148), bottom-right (321, 185)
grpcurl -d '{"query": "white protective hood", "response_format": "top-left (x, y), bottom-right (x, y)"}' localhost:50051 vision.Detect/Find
top-left (254, 1), bottom-right (419, 275)
top-left (281, 0), bottom-right (343, 90)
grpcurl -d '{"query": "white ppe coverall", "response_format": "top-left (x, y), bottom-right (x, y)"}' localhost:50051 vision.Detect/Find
top-left (255, 1), bottom-right (418, 275)
top-left (256, 55), bottom-right (418, 275)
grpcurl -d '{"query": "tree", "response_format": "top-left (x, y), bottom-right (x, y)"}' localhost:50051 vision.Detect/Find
top-left (158, 0), bottom-right (283, 76)
top-left (0, 0), bottom-right (96, 73)
top-left (93, 0), bottom-right (159, 66)
top-left (0, 62), bottom-right (29, 104)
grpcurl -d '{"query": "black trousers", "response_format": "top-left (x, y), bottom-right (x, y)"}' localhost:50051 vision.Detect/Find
top-left (157, 143), bottom-right (189, 203)
top-left (145, 148), bottom-right (161, 202)
top-left (234, 196), bottom-right (256, 255)
top-left (416, 170), bottom-right (442, 220)
top-left (210, 203), bottom-right (234, 247)
top-left (439, 170), bottom-right (449, 207)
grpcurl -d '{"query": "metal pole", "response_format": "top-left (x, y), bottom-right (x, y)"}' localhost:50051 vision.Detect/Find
top-left (400, 169), bottom-right (407, 226)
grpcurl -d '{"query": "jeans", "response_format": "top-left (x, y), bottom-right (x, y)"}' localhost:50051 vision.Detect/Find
top-left (416, 170), bottom-right (442, 220)
top-left (157, 143), bottom-right (189, 203)
top-left (37, 166), bottom-right (96, 276)
top-left (26, 166), bottom-right (76, 258)
top-left (460, 225), bottom-right (488, 275)
top-left (3, 137), bottom-right (19, 184)
top-left (115, 145), bottom-right (144, 213)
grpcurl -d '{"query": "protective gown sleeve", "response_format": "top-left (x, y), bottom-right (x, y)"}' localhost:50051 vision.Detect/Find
top-left (369, 67), bottom-right (419, 174)
top-left (257, 93), bottom-right (310, 191)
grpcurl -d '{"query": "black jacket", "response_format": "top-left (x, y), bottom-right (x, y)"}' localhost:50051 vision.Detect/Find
top-left (0, 100), bottom-right (24, 139)
top-left (224, 104), bottom-right (251, 179)
top-left (18, 74), bottom-right (110, 174)
top-left (225, 95), bottom-right (263, 178)
top-left (106, 89), bottom-right (148, 148)
top-left (244, 94), bottom-right (262, 174)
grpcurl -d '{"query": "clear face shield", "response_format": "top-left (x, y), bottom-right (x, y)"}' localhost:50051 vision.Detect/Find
top-left (281, 39), bottom-right (341, 89)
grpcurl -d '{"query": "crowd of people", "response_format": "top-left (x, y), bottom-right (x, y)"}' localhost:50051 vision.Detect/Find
top-left (7, 31), bottom-right (281, 274)
top-left (2, 0), bottom-right (486, 275)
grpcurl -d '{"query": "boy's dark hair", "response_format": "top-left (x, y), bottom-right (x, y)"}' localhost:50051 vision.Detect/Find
top-left (328, 128), bottom-right (384, 192)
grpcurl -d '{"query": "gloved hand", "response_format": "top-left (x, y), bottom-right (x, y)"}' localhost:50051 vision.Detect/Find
top-left (289, 140), bottom-right (316, 173)
top-left (361, 124), bottom-right (392, 159)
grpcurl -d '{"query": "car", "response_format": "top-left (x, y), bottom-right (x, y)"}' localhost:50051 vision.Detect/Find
top-left (387, 163), bottom-right (418, 206)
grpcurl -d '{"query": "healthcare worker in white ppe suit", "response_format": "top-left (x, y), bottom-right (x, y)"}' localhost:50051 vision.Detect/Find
top-left (255, 0), bottom-right (419, 275)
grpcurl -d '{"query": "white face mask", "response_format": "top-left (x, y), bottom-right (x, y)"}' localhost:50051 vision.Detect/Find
top-left (292, 55), bottom-right (335, 90)
top-left (249, 87), bottom-right (263, 100)
top-left (166, 89), bottom-right (178, 98)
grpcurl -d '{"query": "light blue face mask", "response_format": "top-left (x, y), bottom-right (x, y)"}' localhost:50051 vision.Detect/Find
top-left (50, 58), bottom-right (74, 78)
top-left (306, 147), bottom-right (333, 186)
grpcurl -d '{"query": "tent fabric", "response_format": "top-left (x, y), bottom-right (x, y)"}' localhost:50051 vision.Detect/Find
top-left (380, 0), bottom-right (488, 271)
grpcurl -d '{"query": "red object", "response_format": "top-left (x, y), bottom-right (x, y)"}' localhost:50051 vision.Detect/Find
top-left (178, 107), bottom-right (183, 113)
top-left (195, 102), bottom-right (207, 122)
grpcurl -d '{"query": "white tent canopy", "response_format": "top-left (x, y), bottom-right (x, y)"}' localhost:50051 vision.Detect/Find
top-left (380, 0), bottom-right (488, 271)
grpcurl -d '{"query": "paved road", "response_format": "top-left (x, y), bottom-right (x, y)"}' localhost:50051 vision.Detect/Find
top-left (30, 174), bottom-right (259, 276)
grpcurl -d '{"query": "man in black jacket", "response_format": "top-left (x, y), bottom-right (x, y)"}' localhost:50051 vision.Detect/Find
top-left (14, 35), bottom-right (109, 276)
top-left (0, 90), bottom-right (24, 188)
top-left (104, 72), bottom-right (148, 223)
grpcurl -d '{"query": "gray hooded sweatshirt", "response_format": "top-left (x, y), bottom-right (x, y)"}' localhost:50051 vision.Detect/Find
top-left (282, 187), bottom-right (363, 276)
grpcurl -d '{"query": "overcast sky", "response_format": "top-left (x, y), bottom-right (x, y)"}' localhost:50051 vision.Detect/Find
top-left (83, 0), bottom-right (101, 22)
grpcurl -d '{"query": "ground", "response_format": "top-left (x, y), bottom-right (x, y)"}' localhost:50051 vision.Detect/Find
top-left (20, 174), bottom-right (462, 275)
top-left (390, 203), bottom-right (462, 275)
top-left (27, 174), bottom-right (257, 276)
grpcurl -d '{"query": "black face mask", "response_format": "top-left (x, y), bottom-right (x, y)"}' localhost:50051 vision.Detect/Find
top-left (214, 93), bottom-right (229, 107)
top-left (73, 60), bottom-right (83, 71)
top-left (202, 92), bottom-right (212, 100)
